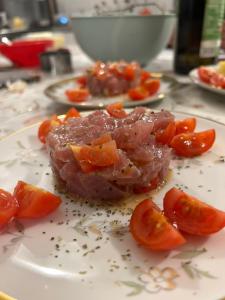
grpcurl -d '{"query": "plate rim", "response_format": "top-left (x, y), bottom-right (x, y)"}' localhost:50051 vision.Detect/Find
top-left (44, 74), bottom-right (177, 109)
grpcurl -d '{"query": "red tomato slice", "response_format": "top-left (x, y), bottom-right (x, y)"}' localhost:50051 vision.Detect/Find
top-left (155, 122), bottom-right (176, 145)
top-left (64, 108), bottom-right (80, 121)
top-left (175, 118), bottom-right (196, 135)
top-left (38, 115), bottom-right (62, 144)
top-left (140, 70), bottom-right (151, 83)
top-left (128, 86), bottom-right (149, 101)
top-left (198, 67), bottom-right (214, 84)
top-left (139, 7), bottom-right (151, 16)
top-left (210, 73), bottom-right (225, 89)
top-left (65, 88), bottom-right (90, 103)
top-left (91, 133), bottom-right (112, 146)
top-left (170, 129), bottom-right (216, 157)
top-left (163, 188), bottom-right (225, 236)
top-left (76, 76), bottom-right (87, 87)
top-left (123, 64), bottom-right (136, 81)
top-left (0, 189), bottom-right (18, 228)
top-left (106, 102), bottom-right (127, 118)
top-left (79, 140), bottom-right (119, 167)
top-left (143, 79), bottom-right (160, 96)
top-left (133, 176), bottom-right (160, 194)
top-left (130, 199), bottom-right (186, 251)
top-left (14, 181), bottom-right (61, 219)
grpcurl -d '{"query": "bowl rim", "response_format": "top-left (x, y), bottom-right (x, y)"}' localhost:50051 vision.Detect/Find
top-left (70, 13), bottom-right (176, 20)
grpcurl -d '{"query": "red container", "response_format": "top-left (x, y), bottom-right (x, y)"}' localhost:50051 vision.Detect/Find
top-left (0, 39), bottom-right (53, 68)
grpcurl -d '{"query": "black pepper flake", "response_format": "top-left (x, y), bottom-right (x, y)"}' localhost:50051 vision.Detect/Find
top-left (73, 238), bottom-right (77, 241)
top-left (54, 255), bottom-right (58, 258)
top-left (39, 163), bottom-right (43, 167)
top-left (42, 231), bottom-right (46, 234)
top-left (45, 172), bottom-right (50, 176)
top-left (82, 244), bottom-right (88, 250)
top-left (50, 237), bottom-right (55, 241)
top-left (65, 250), bottom-right (70, 253)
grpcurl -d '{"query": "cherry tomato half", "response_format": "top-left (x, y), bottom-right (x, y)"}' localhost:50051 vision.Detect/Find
top-left (65, 88), bottom-right (90, 103)
top-left (170, 129), bottom-right (216, 157)
top-left (38, 115), bottom-right (62, 144)
top-left (14, 181), bottom-right (61, 219)
top-left (64, 108), bottom-right (80, 122)
top-left (163, 188), bottom-right (225, 236)
top-left (143, 79), bottom-right (160, 96)
top-left (128, 86), bottom-right (149, 101)
top-left (106, 102), bottom-right (127, 118)
top-left (130, 199), bottom-right (186, 251)
top-left (155, 122), bottom-right (176, 145)
top-left (175, 118), bottom-right (196, 135)
top-left (0, 189), bottom-right (18, 228)
top-left (198, 67), bottom-right (214, 84)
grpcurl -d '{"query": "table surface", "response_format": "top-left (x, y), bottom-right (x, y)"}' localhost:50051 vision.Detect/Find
top-left (0, 36), bottom-right (225, 139)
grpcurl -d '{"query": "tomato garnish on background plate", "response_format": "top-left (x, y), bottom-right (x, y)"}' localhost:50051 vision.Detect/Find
top-left (130, 199), bottom-right (186, 251)
top-left (38, 114), bottom-right (62, 144)
top-left (106, 102), bottom-right (127, 118)
top-left (65, 88), bottom-right (90, 103)
top-left (128, 86), bottom-right (149, 100)
top-left (163, 188), bottom-right (225, 236)
top-left (76, 75), bottom-right (87, 87)
top-left (14, 181), bottom-right (61, 219)
top-left (64, 107), bottom-right (80, 121)
top-left (123, 64), bottom-right (136, 81)
top-left (170, 129), bottom-right (215, 157)
top-left (0, 189), bottom-right (18, 228)
top-left (140, 70), bottom-right (151, 83)
top-left (143, 79), bottom-right (160, 96)
top-left (175, 117), bottom-right (196, 135)
top-left (198, 67), bottom-right (214, 84)
top-left (155, 122), bottom-right (176, 145)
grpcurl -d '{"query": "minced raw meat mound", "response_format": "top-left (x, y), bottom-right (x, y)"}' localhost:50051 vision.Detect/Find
top-left (46, 107), bottom-right (174, 200)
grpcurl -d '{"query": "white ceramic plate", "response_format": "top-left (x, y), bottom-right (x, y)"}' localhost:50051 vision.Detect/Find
top-left (44, 75), bottom-right (175, 109)
top-left (189, 67), bottom-right (225, 96)
top-left (1, 111), bottom-right (225, 300)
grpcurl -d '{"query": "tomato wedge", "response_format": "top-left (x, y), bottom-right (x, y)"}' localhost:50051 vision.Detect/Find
top-left (0, 189), bottom-right (18, 228)
top-left (91, 133), bottom-right (112, 146)
top-left (175, 118), bottom-right (196, 135)
top-left (130, 199), bottom-right (186, 251)
top-left (106, 102), bottom-right (127, 118)
top-left (155, 122), bottom-right (176, 145)
top-left (163, 188), bottom-right (225, 236)
top-left (71, 140), bottom-right (119, 167)
top-left (64, 108), bottom-right (80, 121)
top-left (14, 181), bottom-right (61, 219)
top-left (140, 70), bottom-right (151, 83)
top-left (76, 76), bottom-right (87, 87)
top-left (38, 114), bottom-right (62, 144)
top-left (170, 129), bottom-right (216, 157)
top-left (143, 79), bottom-right (160, 96)
top-left (123, 64), bottom-right (136, 81)
top-left (210, 73), bottom-right (225, 89)
top-left (198, 67), bottom-right (214, 84)
top-left (128, 86), bottom-right (149, 101)
top-left (65, 88), bottom-right (90, 103)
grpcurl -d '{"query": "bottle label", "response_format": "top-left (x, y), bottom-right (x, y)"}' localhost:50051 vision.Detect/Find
top-left (200, 0), bottom-right (225, 58)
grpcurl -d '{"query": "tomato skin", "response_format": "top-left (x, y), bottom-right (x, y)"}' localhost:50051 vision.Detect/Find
top-left (14, 181), bottom-right (61, 219)
top-left (155, 122), bottom-right (176, 145)
top-left (170, 129), bottom-right (216, 157)
top-left (130, 199), bottom-right (186, 251)
top-left (128, 86), bottom-right (149, 101)
top-left (198, 67), bottom-right (213, 84)
top-left (91, 133), bottom-right (112, 146)
top-left (65, 88), bottom-right (90, 103)
top-left (175, 118), bottom-right (196, 135)
top-left (106, 102), bottom-right (127, 118)
top-left (0, 189), bottom-right (19, 228)
top-left (123, 64), bottom-right (136, 81)
top-left (64, 108), bottom-right (80, 121)
top-left (76, 76), bottom-right (87, 87)
top-left (38, 115), bottom-right (61, 144)
top-left (143, 79), bottom-right (160, 96)
top-left (140, 70), bottom-right (151, 83)
top-left (163, 188), bottom-right (225, 236)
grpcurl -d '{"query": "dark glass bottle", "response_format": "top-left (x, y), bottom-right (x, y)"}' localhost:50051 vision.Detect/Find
top-left (174, 0), bottom-right (225, 75)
